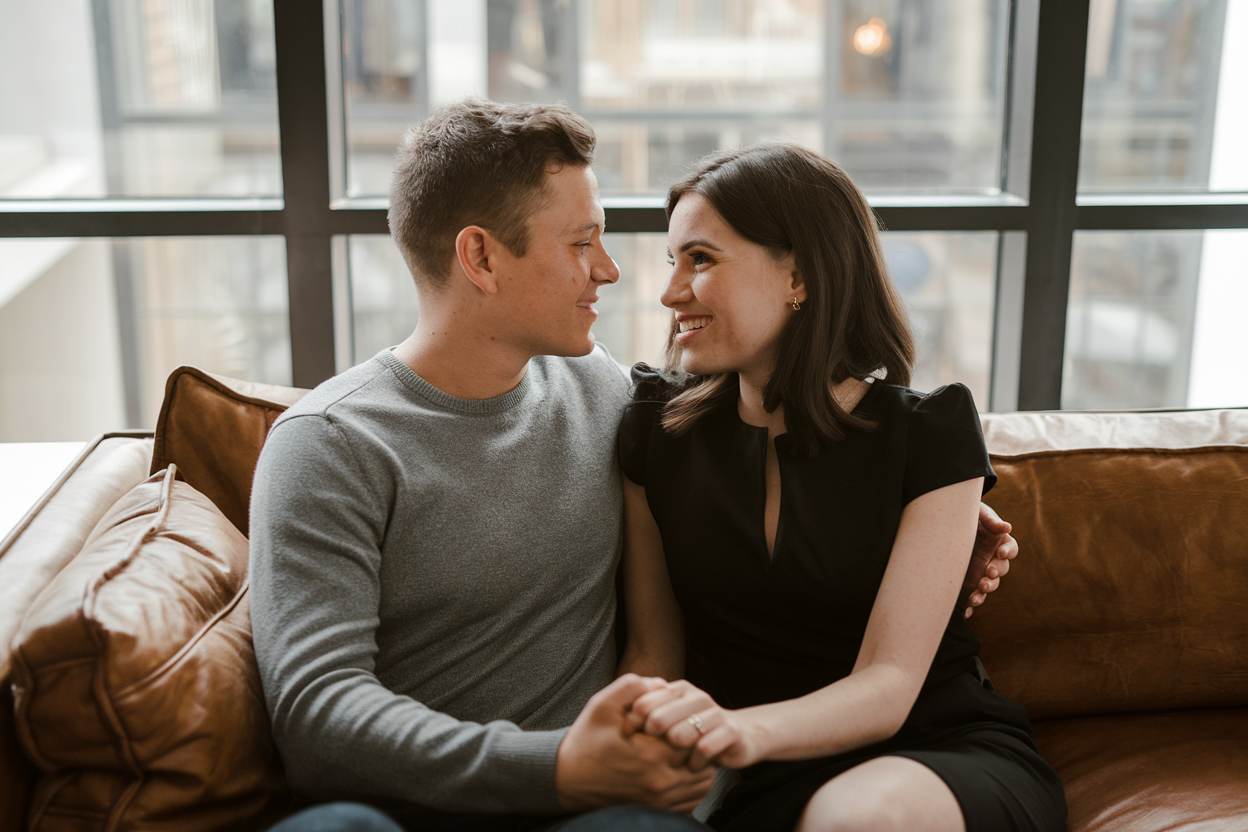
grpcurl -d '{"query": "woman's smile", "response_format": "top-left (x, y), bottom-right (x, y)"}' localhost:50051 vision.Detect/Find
top-left (676, 315), bottom-right (713, 342)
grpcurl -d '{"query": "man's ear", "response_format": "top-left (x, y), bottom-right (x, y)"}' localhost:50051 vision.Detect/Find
top-left (455, 226), bottom-right (501, 296)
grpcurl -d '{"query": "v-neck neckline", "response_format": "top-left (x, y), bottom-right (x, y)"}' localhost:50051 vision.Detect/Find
top-left (736, 379), bottom-right (882, 569)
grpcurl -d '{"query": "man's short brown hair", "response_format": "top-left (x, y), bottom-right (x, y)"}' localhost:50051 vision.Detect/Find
top-left (388, 99), bottom-right (596, 287)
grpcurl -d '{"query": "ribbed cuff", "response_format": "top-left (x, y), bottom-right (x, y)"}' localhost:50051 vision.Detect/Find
top-left (488, 726), bottom-right (570, 814)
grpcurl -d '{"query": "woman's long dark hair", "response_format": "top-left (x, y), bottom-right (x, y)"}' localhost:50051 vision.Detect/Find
top-left (660, 142), bottom-right (915, 457)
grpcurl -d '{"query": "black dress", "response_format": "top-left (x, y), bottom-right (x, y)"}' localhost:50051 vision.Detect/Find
top-left (617, 366), bottom-right (1066, 832)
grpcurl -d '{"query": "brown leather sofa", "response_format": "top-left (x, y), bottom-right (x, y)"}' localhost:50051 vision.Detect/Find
top-left (2, 366), bottom-right (1247, 831)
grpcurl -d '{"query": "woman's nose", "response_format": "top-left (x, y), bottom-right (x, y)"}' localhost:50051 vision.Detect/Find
top-left (661, 267), bottom-right (691, 308)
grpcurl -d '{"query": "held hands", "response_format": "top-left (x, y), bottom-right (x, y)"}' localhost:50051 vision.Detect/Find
top-left (626, 679), bottom-right (761, 772)
top-left (963, 502), bottom-right (1018, 618)
top-left (555, 674), bottom-right (716, 813)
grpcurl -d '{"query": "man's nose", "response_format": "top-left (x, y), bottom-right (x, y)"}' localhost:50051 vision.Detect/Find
top-left (594, 245), bottom-right (620, 285)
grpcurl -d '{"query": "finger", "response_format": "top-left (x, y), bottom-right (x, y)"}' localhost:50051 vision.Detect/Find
top-left (646, 693), bottom-right (716, 737)
top-left (977, 502), bottom-right (1010, 534)
top-left (664, 778), bottom-right (716, 814)
top-left (659, 766), bottom-right (716, 808)
top-left (992, 556), bottom-right (1011, 577)
top-left (688, 745), bottom-right (712, 772)
top-left (978, 576), bottom-right (1001, 594)
top-left (663, 706), bottom-right (723, 749)
top-left (623, 708), bottom-right (646, 734)
top-left (590, 674), bottom-right (666, 717)
top-left (964, 606), bottom-right (974, 619)
top-left (998, 537), bottom-right (1018, 560)
top-left (969, 591), bottom-right (985, 607)
top-left (629, 686), bottom-right (685, 726)
top-left (694, 726), bottom-right (739, 766)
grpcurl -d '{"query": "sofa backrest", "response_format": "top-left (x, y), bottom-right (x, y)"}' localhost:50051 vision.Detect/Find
top-left (151, 367), bottom-right (309, 536)
top-left (975, 407), bottom-right (1248, 720)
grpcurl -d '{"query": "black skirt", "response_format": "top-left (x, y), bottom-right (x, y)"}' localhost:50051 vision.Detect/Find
top-left (708, 672), bottom-right (1067, 832)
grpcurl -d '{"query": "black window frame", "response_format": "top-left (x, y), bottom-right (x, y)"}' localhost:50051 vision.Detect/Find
top-left (1, 0), bottom-right (1245, 413)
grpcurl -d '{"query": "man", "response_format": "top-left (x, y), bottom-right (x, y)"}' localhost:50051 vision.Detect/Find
top-left (250, 99), bottom-right (1015, 832)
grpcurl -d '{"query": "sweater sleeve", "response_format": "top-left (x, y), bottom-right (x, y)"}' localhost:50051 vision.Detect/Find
top-left (248, 413), bottom-right (567, 814)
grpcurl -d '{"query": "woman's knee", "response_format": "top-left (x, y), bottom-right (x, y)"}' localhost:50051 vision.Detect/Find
top-left (795, 758), bottom-right (963, 832)
top-left (797, 787), bottom-right (907, 832)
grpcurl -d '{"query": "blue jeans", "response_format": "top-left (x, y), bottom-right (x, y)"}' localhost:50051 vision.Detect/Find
top-left (267, 803), bottom-right (710, 832)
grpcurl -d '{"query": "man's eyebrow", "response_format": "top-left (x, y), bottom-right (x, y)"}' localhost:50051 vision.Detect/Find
top-left (679, 238), bottom-right (722, 253)
top-left (569, 221), bottom-right (602, 235)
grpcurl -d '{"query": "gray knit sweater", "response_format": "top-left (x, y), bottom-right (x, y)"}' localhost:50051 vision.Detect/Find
top-left (249, 346), bottom-right (630, 814)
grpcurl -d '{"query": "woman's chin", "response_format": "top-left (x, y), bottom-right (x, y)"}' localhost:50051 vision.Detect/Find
top-left (679, 354), bottom-right (721, 377)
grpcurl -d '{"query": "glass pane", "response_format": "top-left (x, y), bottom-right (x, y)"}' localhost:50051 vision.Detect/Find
top-left (346, 235), bottom-right (421, 363)
top-left (342, 231), bottom-right (996, 408)
top-left (1079, 0), bottom-right (1248, 193)
top-left (0, 236), bottom-right (290, 441)
top-left (0, 0), bottom-right (281, 199)
top-left (1063, 230), bottom-right (1248, 410)
top-left (887, 232), bottom-right (997, 407)
top-left (339, 0), bottom-right (1012, 197)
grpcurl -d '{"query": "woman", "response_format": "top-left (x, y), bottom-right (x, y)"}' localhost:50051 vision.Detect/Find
top-left (614, 143), bottom-right (1066, 831)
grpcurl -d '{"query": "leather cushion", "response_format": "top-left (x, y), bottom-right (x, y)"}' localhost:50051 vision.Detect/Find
top-left (974, 445), bottom-right (1248, 720)
top-left (1034, 708), bottom-right (1248, 831)
top-left (981, 406), bottom-right (1248, 456)
top-left (151, 367), bottom-right (307, 536)
top-left (10, 465), bottom-right (288, 832)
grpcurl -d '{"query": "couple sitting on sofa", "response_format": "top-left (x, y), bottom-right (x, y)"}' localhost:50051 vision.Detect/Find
top-left (251, 100), bottom-right (1066, 832)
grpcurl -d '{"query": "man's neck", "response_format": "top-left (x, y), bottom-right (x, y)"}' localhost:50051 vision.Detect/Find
top-left (392, 319), bottom-right (532, 401)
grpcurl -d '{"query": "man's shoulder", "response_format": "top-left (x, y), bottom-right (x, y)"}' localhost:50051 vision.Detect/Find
top-left (274, 354), bottom-right (404, 429)
top-left (534, 343), bottom-right (630, 402)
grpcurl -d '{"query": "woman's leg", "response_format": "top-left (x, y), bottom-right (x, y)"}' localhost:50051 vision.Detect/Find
top-left (795, 756), bottom-right (964, 832)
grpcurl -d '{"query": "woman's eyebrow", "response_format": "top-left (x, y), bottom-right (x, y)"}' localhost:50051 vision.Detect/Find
top-left (678, 238), bottom-right (722, 253)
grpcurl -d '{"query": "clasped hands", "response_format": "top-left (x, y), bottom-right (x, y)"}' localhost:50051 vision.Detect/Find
top-left (555, 674), bottom-right (729, 814)
top-left (625, 677), bottom-right (755, 771)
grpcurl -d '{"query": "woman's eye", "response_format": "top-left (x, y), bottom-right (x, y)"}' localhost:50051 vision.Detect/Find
top-left (691, 252), bottom-right (710, 266)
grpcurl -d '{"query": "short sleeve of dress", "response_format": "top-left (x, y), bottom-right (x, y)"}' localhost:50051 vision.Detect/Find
top-left (902, 382), bottom-right (997, 504)
top-left (617, 363), bottom-right (679, 486)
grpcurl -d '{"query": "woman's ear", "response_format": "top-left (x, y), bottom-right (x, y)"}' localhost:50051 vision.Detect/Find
top-left (789, 265), bottom-right (807, 305)
top-left (455, 226), bottom-right (501, 296)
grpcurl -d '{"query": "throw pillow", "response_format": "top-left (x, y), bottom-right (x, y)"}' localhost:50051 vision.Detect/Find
top-left (10, 465), bottom-right (289, 832)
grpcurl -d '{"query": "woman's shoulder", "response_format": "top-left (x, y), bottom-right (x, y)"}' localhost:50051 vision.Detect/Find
top-left (618, 363), bottom-right (695, 485)
top-left (627, 362), bottom-right (695, 405)
top-left (863, 381), bottom-right (979, 417)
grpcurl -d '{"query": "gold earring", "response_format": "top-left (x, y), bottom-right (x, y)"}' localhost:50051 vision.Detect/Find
top-left (791, 297), bottom-right (802, 311)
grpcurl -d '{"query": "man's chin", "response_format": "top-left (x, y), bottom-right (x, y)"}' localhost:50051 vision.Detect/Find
top-left (542, 333), bottom-right (597, 359)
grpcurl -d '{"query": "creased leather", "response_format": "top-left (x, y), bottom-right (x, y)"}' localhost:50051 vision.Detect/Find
top-left (150, 367), bottom-right (307, 536)
top-left (975, 444), bottom-right (1248, 720)
top-left (9, 466), bottom-right (288, 832)
top-left (1034, 709), bottom-right (1248, 832)
top-left (0, 437), bottom-right (154, 680)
